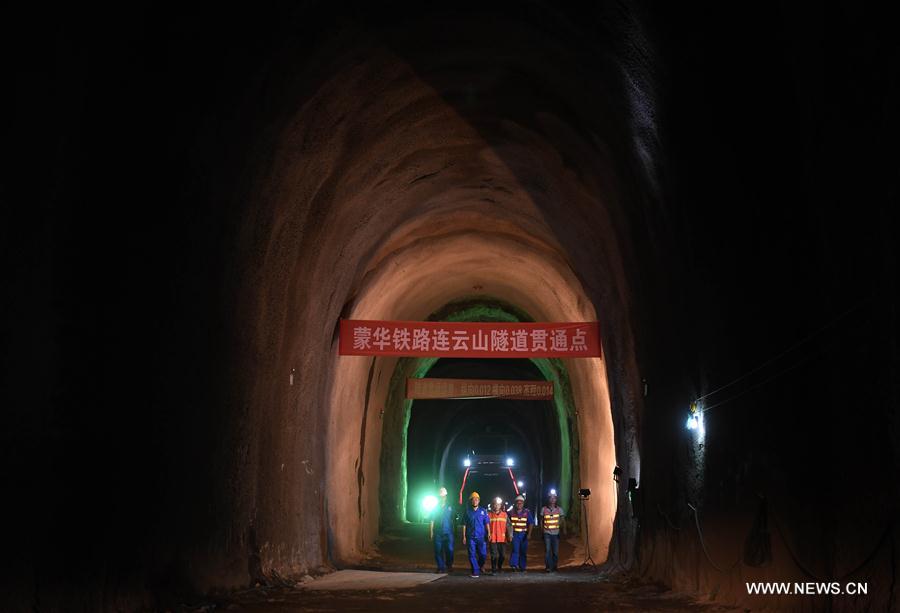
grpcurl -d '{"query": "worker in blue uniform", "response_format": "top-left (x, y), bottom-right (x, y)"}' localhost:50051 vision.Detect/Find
top-left (429, 487), bottom-right (455, 572)
top-left (461, 491), bottom-right (490, 577)
top-left (508, 494), bottom-right (533, 572)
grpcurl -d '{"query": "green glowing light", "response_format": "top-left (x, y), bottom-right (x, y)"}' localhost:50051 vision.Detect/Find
top-left (422, 495), bottom-right (438, 512)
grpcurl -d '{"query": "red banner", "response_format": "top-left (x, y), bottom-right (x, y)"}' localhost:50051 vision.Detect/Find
top-left (406, 378), bottom-right (554, 400)
top-left (339, 319), bottom-right (601, 358)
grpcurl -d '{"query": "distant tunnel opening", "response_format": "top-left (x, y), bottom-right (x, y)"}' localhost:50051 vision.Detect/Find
top-left (374, 298), bottom-right (584, 531)
top-left (405, 357), bottom-right (563, 522)
top-left (326, 233), bottom-right (623, 565)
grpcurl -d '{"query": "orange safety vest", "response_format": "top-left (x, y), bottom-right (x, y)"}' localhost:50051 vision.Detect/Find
top-left (488, 510), bottom-right (508, 542)
top-left (509, 510), bottom-right (530, 533)
top-left (542, 506), bottom-right (562, 531)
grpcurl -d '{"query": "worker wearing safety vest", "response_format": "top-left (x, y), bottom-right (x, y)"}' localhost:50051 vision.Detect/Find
top-left (429, 487), bottom-right (455, 573)
top-left (461, 491), bottom-right (490, 577)
top-left (541, 491), bottom-right (566, 572)
top-left (508, 494), bottom-right (533, 572)
top-left (487, 497), bottom-right (510, 574)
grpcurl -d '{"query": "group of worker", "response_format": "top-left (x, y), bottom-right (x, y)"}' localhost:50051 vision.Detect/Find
top-left (428, 487), bottom-right (566, 577)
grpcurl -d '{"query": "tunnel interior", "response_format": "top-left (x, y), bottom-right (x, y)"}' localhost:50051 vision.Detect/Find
top-left (7, 2), bottom-right (899, 612)
top-left (329, 239), bottom-right (620, 568)
top-left (405, 357), bottom-right (563, 521)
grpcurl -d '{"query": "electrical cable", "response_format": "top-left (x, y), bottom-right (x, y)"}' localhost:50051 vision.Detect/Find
top-left (685, 497), bottom-right (893, 580)
top-left (770, 508), bottom-right (894, 582)
top-left (656, 503), bottom-right (682, 531)
top-left (694, 296), bottom-right (873, 404)
top-left (688, 503), bottom-right (741, 573)
top-left (701, 353), bottom-right (816, 413)
top-left (654, 492), bottom-right (894, 585)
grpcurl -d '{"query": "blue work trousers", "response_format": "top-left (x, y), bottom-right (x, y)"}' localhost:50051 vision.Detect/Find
top-left (544, 533), bottom-right (560, 570)
top-left (433, 533), bottom-right (454, 571)
top-left (510, 532), bottom-right (529, 570)
top-left (467, 536), bottom-right (487, 575)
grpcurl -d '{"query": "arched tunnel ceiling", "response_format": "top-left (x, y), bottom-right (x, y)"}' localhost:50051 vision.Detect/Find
top-left (223, 5), bottom-right (648, 585)
top-left (9, 3), bottom-right (897, 609)
top-left (324, 229), bottom-right (618, 564)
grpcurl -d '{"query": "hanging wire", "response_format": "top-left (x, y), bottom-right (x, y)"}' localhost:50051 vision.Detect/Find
top-left (769, 508), bottom-right (894, 583)
top-left (701, 353), bottom-right (816, 413)
top-left (688, 503), bottom-right (741, 573)
top-left (694, 295), bottom-right (874, 405)
top-left (657, 503), bottom-right (682, 531)
top-left (677, 497), bottom-right (895, 581)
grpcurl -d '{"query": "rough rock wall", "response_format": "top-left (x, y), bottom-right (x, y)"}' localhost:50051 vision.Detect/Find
top-left (10, 4), bottom-right (895, 612)
top-left (6, 5), bottom-right (654, 608)
top-left (238, 31), bottom-right (645, 573)
top-left (630, 3), bottom-right (899, 610)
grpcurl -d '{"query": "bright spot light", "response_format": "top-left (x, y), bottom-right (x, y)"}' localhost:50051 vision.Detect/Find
top-left (686, 409), bottom-right (705, 440)
top-left (494, 497), bottom-right (502, 504)
top-left (422, 495), bottom-right (438, 512)
top-left (517, 480), bottom-right (524, 487)
top-left (463, 458), bottom-right (471, 467)
top-left (687, 401), bottom-right (706, 438)
top-left (549, 488), bottom-right (557, 496)
top-left (506, 458), bottom-right (514, 466)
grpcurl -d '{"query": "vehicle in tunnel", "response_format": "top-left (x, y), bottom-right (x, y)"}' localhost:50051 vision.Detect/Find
top-left (459, 460), bottom-right (524, 510)
top-left (458, 434), bottom-right (528, 509)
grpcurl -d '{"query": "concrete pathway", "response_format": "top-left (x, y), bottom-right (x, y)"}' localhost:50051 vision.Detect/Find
top-left (298, 570), bottom-right (444, 591)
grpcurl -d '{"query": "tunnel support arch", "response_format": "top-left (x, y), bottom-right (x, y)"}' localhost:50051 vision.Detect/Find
top-left (378, 298), bottom-right (581, 526)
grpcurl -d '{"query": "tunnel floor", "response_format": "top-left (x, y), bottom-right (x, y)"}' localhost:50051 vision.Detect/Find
top-left (211, 572), bottom-right (740, 612)
top-left (197, 524), bottom-right (741, 612)
top-left (366, 522), bottom-right (581, 573)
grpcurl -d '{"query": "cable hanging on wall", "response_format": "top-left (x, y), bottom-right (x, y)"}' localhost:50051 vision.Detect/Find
top-left (678, 496), bottom-right (895, 582)
top-left (657, 503), bottom-right (682, 531)
top-left (688, 503), bottom-right (741, 573)
top-left (701, 353), bottom-right (815, 413)
top-left (769, 507), bottom-right (895, 583)
top-left (694, 295), bottom-right (874, 411)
